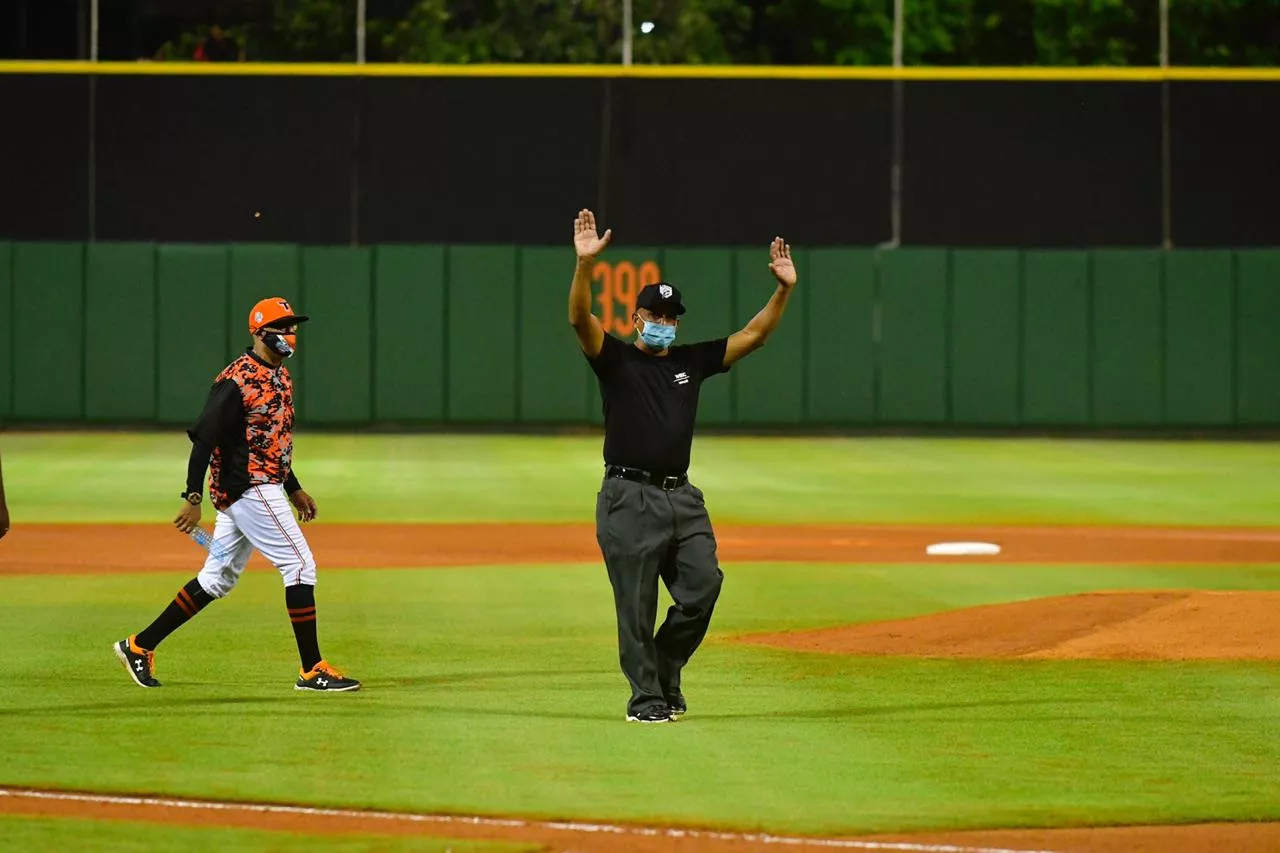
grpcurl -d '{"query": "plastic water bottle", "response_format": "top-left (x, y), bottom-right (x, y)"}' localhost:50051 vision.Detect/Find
top-left (189, 528), bottom-right (228, 561)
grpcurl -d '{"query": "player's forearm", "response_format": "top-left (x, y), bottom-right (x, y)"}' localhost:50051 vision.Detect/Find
top-left (741, 285), bottom-right (792, 344)
top-left (185, 439), bottom-right (213, 496)
top-left (568, 257), bottom-right (596, 327)
top-left (284, 469), bottom-right (302, 495)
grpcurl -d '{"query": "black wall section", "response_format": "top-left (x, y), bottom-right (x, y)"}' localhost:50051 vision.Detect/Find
top-left (0, 75), bottom-right (89, 240)
top-left (605, 79), bottom-right (891, 246)
top-left (2, 72), bottom-right (1279, 249)
top-left (94, 76), bottom-right (357, 243)
top-left (901, 82), bottom-right (1162, 247)
top-left (1171, 83), bottom-right (1280, 247)
top-left (358, 78), bottom-right (605, 244)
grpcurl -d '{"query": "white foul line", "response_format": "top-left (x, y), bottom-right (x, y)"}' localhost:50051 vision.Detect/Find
top-left (0, 787), bottom-right (1067, 853)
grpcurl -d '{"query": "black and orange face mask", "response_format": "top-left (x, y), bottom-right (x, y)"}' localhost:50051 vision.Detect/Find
top-left (260, 324), bottom-right (298, 358)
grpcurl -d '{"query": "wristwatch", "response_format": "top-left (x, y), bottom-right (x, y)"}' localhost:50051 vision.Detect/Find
top-left (180, 490), bottom-right (202, 506)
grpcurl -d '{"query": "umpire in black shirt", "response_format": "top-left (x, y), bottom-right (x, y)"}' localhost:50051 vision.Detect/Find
top-left (568, 209), bottom-right (798, 723)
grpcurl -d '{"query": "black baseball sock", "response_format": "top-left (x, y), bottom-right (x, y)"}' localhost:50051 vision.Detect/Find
top-left (286, 583), bottom-right (322, 671)
top-left (135, 578), bottom-right (215, 651)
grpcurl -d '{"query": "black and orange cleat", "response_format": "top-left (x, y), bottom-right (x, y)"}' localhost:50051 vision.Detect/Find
top-left (295, 660), bottom-right (361, 693)
top-left (114, 636), bottom-right (161, 688)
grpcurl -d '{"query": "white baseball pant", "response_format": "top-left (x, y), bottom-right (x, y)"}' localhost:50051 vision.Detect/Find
top-left (196, 483), bottom-right (316, 598)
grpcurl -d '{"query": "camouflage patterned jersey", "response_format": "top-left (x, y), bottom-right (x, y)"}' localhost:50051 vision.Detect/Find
top-left (187, 349), bottom-right (300, 510)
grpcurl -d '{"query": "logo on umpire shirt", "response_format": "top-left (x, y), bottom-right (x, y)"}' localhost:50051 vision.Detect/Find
top-left (673, 371), bottom-right (690, 386)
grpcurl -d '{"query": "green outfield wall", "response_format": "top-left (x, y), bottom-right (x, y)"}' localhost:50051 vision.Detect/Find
top-left (2, 242), bottom-right (1278, 429)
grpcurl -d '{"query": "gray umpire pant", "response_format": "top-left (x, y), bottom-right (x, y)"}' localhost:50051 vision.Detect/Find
top-left (595, 474), bottom-right (725, 716)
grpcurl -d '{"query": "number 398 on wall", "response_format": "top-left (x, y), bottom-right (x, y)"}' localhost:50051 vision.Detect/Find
top-left (593, 260), bottom-right (662, 335)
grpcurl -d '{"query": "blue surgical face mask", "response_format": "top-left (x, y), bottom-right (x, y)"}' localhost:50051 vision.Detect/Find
top-left (637, 318), bottom-right (677, 350)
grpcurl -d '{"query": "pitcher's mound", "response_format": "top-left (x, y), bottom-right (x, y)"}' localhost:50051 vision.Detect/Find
top-left (738, 591), bottom-right (1280, 660)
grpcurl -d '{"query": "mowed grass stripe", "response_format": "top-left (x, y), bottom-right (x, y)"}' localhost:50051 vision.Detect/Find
top-left (0, 812), bottom-right (533, 853)
top-left (4, 433), bottom-right (1280, 525)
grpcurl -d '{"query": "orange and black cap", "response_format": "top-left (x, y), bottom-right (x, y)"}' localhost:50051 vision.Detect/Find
top-left (248, 297), bottom-right (310, 334)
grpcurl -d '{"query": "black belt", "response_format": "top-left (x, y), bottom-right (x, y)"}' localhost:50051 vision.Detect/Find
top-left (605, 465), bottom-right (688, 491)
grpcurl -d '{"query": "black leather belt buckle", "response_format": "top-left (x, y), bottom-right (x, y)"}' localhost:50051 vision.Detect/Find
top-left (606, 465), bottom-right (684, 490)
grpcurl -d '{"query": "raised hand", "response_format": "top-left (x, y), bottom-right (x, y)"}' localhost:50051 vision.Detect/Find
top-left (768, 237), bottom-right (797, 289)
top-left (574, 209), bottom-right (612, 261)
top-left (762, 235), bottom-right (793, 289)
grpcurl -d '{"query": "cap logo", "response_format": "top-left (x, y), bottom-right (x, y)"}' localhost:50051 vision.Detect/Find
top-left (277, 300), bottom-right (291, 311)
top-left (254, 311), bottom-right (264, 323)
top-left (659, 285), bottom-right (673, 298)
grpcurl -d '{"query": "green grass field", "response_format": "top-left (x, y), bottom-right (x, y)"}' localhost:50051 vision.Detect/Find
top-left (6, 432), bottom-right (1280, 524)
top-left (2, 433), bottom-right (1279, 847)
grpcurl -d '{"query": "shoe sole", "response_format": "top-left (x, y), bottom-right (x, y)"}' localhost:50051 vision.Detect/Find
top-left (625, 714), bottom-right (675, 723)
top-left (113, 642), bottom-right (159, 688)
top-left (294, 683), bottom-right (362, 692)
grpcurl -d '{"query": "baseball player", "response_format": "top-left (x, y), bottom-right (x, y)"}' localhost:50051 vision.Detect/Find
top-left (114, 297), bottom-right (360, 693)
top-left (568, 209), bottom-right (798, 722)
top-left (0, 449), bottom-right (9, 541)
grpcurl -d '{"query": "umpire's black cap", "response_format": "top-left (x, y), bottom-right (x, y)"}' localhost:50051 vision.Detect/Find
top-left (636, 282), bottom-right (687, 316)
